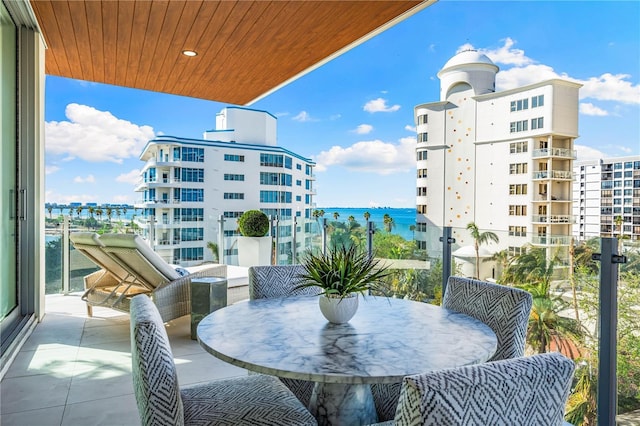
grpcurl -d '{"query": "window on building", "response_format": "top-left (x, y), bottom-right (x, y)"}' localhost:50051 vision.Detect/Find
top-left (531, 94), bottom-right (544, 108)
top-left (509, 141), bottom-right (528, 153)
top-left (181, 228), bottom-right (204, 241)
top-left (509, 184), bottom-right (528, 195)
top-left (417, 114), bottom-right (428, 125)
top-left (418, 132), bottom-right (428, 142)
top-left (224, 153), bottom-right (244, 162)
top-left (509, 120), bottom-right (529, 133)
top-left (175, 208), bottom-right (204, 222)
top-left (223, 192), bottom-right (244, 200)
top-left (260, 153), bottom-right (284, 167)
top-left (260, 190), bottom-right (292, 203)
top-left (285, 156), bottom-right (292, 169)
top-left (509, 205), bottom-right (527, 216)
top-left (296, 179), bottom-right (302, 186)
top-left (224, 173), bottom-right (244, 181)
top-left (510, 98), bottom-right (530, 112)
top-left (182, 147), bottom-right (204, 162)
top-left (417, 187), bottom-right (427, 196)
top-left (531, 117), bottom-right (544, 130)
top-left (508, 226), bottom-right (527, 237)
top-left (260, 172), bottom-right (292, 186)
top-left (417, 168), bottom-right (428, 178)
top-left (181, 188), bottom-right (203, 202)
top-left (223, 211), bottom-right (243, 218)
top-left (417, 205), bottom-right (427, 214)
top-left (417, 151), bottom-right (428, 161)
top-left (296, 163), bottom-right (302, 170)
top-left (509, 163), bottom-right (528, 174)
top-left (181, 168), bottom-right (204, 182)
top-left (178, 247), bottom-right (203, 261)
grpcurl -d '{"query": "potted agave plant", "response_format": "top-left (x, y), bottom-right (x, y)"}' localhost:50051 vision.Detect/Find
top-left (295, 245), bottom-right (390, 324)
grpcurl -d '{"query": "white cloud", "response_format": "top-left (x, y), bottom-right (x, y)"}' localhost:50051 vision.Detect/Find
top-left (293, 111), bottom-right (314, 122)
top-left (45, 165), bottom-right (60, 175)
top-left (575, 144), bottom-right (607, 161)
top-left (363, 98), bottom-right (401, 113)
top-left (45, 190), bottom-right (98, 205)
top-left (405, 124), bottom-right (416, 132)
top-left (353, 124), bottom-right (373, 135)
top-left (112, 194), bottom-right (134, 204)
top-left (314, 136), bottom-right (415, 174)
top-left (116, 169), bottom-right (141, 185)
top-left (73, 174), bottom-right (95, 183)
top-left (580, 102), bottom-right (609, 116)
top-left (329, 114), bottom-right (342, 121)
top-left (468, 39), bottom-right (640, 105)
top-left (45, 103), bottom-right (155, 163)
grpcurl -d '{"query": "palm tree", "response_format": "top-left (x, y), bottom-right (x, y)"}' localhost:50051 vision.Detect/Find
top-left (115, 208), bottom-right (122, 222)
top-left (106, 207), bottom-right (113, 222)
top-left (333, 211), bottom-right (340, 221)
top-left (526, 288), bottom-right (582, 355)
top-left (88, 206), bottom-right (95, 218)
top-left (363, 211), bottom-right (370, 222)
top-left (347, 215), bottom-right (355, 223)
top-left (614, 215), bottom-right (623, 239)
top-left (487, 249), bottom-right (511, 283)
top-left (47, 205), bottom-right (53, 219)
top-left (409, 224), bottom-right (416, 239)
top-left (207, 241), bottom-right (219, 263)
top-left (383, 214), bottom-right (395, 233)
top-left (75, 205), bottom-right (83, 219)
top-left (466, 222), bottom-right (499, 279)
top-left (95, 208), bottom-right (103, 222)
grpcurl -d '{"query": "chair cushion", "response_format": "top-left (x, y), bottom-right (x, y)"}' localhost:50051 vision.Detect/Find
top-left (100, 233), bottom-right (180, 286)
top-left (181, 374), bottom-right (317, 425)
top-left (70, 232), bottom-right (131, 281)
top-left (130, 295), bottom-right (184, 426)
top-left (443, 276), bottom-right (532, 361)
top-left (394, 353), bottom-right (575, 426)
top-left (249, 265), bottom-right (319, 300)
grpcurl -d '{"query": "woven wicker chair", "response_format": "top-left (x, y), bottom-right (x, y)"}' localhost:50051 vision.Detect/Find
top-left (129, 295), bottom-right (317, 426)
top-left (248, 265), bottom-right (318, 407)
top-left (71, 232), bottom-right (226, 322)
top-left (372, 276), bottom-right (533, 421)
top-left (368, 352), bottom-right (574, 426)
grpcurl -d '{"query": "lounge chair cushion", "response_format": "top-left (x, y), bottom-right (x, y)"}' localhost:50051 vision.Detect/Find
top-left (70, 232), bottom-right (131, 282)
top-left (100, 233), bottom-right (180, 285)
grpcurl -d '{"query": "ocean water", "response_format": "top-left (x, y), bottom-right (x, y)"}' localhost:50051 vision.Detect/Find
top-left (317, 207), bottom-right (416, 240)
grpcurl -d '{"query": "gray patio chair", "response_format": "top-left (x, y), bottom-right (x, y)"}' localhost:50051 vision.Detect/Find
top-left (249, 265), bottom-right (318, 407)
top-left (369, 352), bottom-right (575, 426)
top-left (129, 295), bottom-right (317, 426)
top-left (372, 276), bottom-right (533, 420)
top-left (71, 232), bottom-right (226, 322)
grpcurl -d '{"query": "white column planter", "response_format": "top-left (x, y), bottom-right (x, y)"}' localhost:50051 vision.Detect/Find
top-left (237, 236), bottom-right (271, 267)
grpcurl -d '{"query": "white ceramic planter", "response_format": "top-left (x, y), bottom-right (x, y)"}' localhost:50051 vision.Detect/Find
top-left (318, 294), bottom-right (359, 324)
top-left (237, 236), bottom-right (271, 267)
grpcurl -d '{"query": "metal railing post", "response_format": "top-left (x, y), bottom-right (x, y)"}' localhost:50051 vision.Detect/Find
top-left (439, 227), bottom-right (454, 295)
top-left (292, 216), bottom-right (297, 265)
top-left (217, 215), bottom-right (225, 265)
top-left (62, 215), bottom-right (70, 294)
top-left (593, 237), bottom-right (625, 426)
top-left (273, 215), bottom-right (279, 265)
top-left (367, 221), bottom-right (375, 259)
top-left (322, 218), bottom-right (328, 254)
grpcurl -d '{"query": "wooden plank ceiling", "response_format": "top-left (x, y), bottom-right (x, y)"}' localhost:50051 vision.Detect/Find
top-left (30, 0), bottom-right (428, 105)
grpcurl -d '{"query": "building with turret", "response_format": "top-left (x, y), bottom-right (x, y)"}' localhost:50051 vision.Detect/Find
top-left (414, 50), bottom-right (581, 276)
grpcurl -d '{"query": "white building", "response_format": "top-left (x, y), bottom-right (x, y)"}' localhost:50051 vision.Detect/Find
top-left (573, 156), bottom-right (640, 241)
top-left (415, 50), bottom-right (581, 270)
top-left (135, 107), bottom-right (316, 266)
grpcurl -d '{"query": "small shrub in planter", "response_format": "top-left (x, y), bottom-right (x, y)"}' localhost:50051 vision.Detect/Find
top-left (237, 210), bottom-right (270, 237)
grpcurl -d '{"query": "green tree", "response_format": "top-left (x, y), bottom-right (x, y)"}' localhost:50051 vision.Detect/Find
top-left (88, 206), bottom-right (95, 218)
top-left (333, 211), bottom-right (340, 221)
top-left (382, 213), bottom-right (395, 233)
top-left (95, 208), bottom-right (103, 221)
top-left (75, 205), bottom-right (83, 219)
top-left (363, 211), bottom-right (371, 222)
top-left (47, 205), bottom-right (53, 219)
top-left (207, 241), bottom-right (219, 263)
top-left (106, 207), bottom-right (113, 222)
top-left (466, 221), bottom-right (499, 279)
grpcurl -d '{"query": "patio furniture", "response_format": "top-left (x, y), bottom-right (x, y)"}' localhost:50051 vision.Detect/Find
top-left (197, 295), bottom-right (497, 426)
top-left (372, 275), bottom-right (533, 421)
top-left (190, 276), bottom-right (227, 340)
top-left (249, 265), bottom-right (319, 407)
top-left (129, 295), bottom-right (317, 426)
top-left (369, 352), bottom-right (575, 426)
top-left (70, 232), bottom-right (226, 322)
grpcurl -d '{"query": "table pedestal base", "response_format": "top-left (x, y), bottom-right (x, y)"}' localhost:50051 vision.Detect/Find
top-left (309, 382), bottom-right (378, 426)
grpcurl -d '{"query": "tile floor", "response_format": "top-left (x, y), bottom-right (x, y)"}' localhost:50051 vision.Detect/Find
top-left (1, 288), bottom-right (250, 426)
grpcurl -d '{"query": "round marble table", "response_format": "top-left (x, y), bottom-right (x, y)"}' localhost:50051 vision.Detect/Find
top-left (197, 295), bottom-right (497, 426)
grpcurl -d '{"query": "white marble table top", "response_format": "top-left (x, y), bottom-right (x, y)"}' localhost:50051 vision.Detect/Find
top-left (197, 295), bottom-right (497, 385)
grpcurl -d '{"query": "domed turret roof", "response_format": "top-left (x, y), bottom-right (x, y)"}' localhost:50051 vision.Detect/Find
top-left (439, 49), bottom-right (498, 74)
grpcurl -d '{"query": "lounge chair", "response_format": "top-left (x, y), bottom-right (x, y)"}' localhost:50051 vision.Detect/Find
top-left (70, 232), bottom-right (226, 322)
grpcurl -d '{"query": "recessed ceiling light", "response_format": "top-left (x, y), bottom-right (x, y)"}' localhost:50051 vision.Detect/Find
top-left (182, 50), bottom-right (197, 57)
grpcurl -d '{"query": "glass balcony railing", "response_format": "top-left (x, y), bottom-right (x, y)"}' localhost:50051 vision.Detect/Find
top-left (44, 210), bottom-right (639, 423)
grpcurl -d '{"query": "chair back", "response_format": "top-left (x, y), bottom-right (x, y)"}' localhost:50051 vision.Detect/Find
top-left (443, 276), bottom-right (532, 361)
top-left (70, 232), bottom-right (130, 281)
top-left (130, 295), bottom-right (184, 426)
top-left (249, 265), bottom-right (318, 300)
top-left (99, 233), bottom-right (180, 290)
top-left (394, 352), bottom-right (575, 426)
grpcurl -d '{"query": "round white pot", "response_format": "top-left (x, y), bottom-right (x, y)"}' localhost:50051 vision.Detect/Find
top-left (318, 294), bottom-right (359, 324)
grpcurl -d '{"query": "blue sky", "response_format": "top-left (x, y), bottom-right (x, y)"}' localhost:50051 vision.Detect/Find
top-left (45, 1), bottom-right (640, 208)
